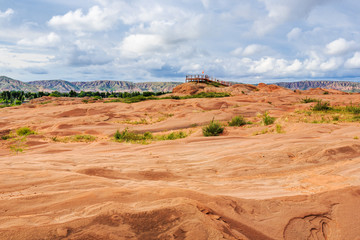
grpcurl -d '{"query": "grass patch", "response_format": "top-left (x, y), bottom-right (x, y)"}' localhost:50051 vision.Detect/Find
top-left (123, 118), bottom-right (148, 125)
top-left (16, 127), bottom-right (36, 136)
top-left (202, 119), bottom-right (224, 136)
top-left (104, 92), bottom-right (230, 104)
top-left (122, 113), bottom-right (174, 125)
top-left (10, 145), bottom-right (24, 154)
top-left (71, 135), bottom-right (96, 142)
top-left (39, 101), bottom-right (52, 105)
top-left (1, 135), bottom-right (11, 140)
top-left (301, 97), bottom-right (318, 103)
top-left (114, 128), bottom-right (189, 144)
top-left (261, 112), bottom-right (276, 125)
top-left (253, 128), bottom-right (270, 135)
top-left (228, 115), bottom-right (247, 127)
top-left (51, 135), bottom-right (96, 143)
top-left (183, 92), bottom-right (230, 99)
top-left (155, 131), bottom-right (188, 140)
top-left (345, 105), bottom-right (360, 114)
top-left (312, 100), bottom-right (332, 111)
top-left (276, 124), bottom-right (285, 133)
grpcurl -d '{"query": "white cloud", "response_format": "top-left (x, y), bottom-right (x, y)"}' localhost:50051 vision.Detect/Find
top-left (345, 52), bottom-right (360, 68)
top-left (18, 32), bottom-right (61, 47)
top-left (320, 57), bottom-right (343, 71)
top-left (0, 47), bottom-right (54, 69)
top-left (242, 44), bottom-right (268, 56)
top-left (231, 47), bottom-right (243, 56)
top-left (48, 5), bottom-right (118, 32)
top-left (287, 27), bottom-right (302, 40)
top-left (325, 38), bottom-right (357, 55)
top-left (120, 34), bottom-right (165, 56)
top-left (254, 0), bottom-right (327, 35)
top-left (64, 40), bottom-right (113, 66)
top-left (0, 8), bottom-right (14, 18)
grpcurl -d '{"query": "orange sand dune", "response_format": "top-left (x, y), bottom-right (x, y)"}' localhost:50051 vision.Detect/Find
top-left (1, 84), bottom-right (360, 239)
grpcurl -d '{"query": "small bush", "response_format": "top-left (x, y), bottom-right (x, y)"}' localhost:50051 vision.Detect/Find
top-left (1, 135), bottom-right (11, 140)
top-left (114, 128), bottom-right (188, 143)
top-left (345, 105), bottom-right (360, 114)
top-left (312, 100), bottom-right (332, 111)
top-left (92, 96), bottom-right (102, 100)
top-left (276, 124), bottom-right (284, 133)
top-left (16, 127), bottom-right (35, 136)
top-left (72, 135), bottom-right (96, 142)
top-left (114, 128), bottom-right (153, 143)
top-left (262, 112), bottom-right (276, 126)
top-left (323, 91), bottom-right (329, 95)
top-left (228, 115), bottom-right (247, 126)
top-left (301, 97), bottom-right (318, 103)
top-left (156, 131), bottom-right (188, 140)
top-left (203, 120), bottom-right (224, 136)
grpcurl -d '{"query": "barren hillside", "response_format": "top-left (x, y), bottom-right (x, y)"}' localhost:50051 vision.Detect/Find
top-left (0, 83), bottom-right (360, 239)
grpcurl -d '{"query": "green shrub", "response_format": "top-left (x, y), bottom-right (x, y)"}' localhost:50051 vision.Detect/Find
top-left (16, 127), bottom-right (35, 136)
top-left (72, 135), bottom-right (96, 142)
top-left (202, 120), bottom-right (224, 136)
top-left (228, 115), bottom-right (246, 126)
top-left (1, 135), bottom-right (11, 140)
top-left (262, 112), bottom-right (276, 125)
top-left (114, 128), bottom-right (188, 143)
top-left (312, 100), bottom-right (332, 111)
top-left (156, 131), bottom-right (187, 140)
top-left (92, 96), bottom-right (102, 100)
top-left (114, 128), bottom-right (153, 143)
top-left (276, 124), bottom-right (284, 133)
top-left (301, 97), bottom-right (318, 103)
top-left (332, 115), bottom-right (340, 121)
top-left (323, 91), bottom-right (329, 95)
top-left (345, 105), bottom-right (360, 114)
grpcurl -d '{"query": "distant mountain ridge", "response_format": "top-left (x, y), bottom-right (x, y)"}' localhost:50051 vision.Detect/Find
top-left (274, 80), bottom-right (360, 92)
top-left (0, 76), bottom-right (181, 93)
top-left (3, 76), bottom-right (360, 93)
top-left (0, 76), bottom-right (39, 92)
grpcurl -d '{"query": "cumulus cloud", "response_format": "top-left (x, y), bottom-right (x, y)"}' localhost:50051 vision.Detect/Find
top-left (231, 44), bottom-right (270, 57)
top-left (345, 52), bottom-right (360, 68)
top-left (18, 32), bottom-right (61, 47)
top-left (65, 41), bottom-right (113, 66)
top-left (253, 0), bottom-right (327, 35)
top-left (0, 8), bottom-right (14, 18)
top-left (325, 38), bottom-right (357, 55)
top-left (2, 0), bottom-right (360, 81)
top-left (243, 44), bottom-right (268, 56)
top-left (48, 5), bottom-right (118, 32)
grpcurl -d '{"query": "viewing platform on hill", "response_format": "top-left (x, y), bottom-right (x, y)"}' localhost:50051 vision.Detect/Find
top-left (185, 75), bottom-right (233, 87)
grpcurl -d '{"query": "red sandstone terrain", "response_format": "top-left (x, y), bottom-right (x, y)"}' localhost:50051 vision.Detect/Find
top-left (1, 83), bottom-right (360, 239)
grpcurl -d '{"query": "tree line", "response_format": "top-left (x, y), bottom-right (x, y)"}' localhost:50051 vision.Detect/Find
top-left (0, 90), bottom-right (167, 106)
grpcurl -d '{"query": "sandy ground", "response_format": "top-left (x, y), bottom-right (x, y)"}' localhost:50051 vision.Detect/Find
top-left (1, 85), bottom-right (360, 239)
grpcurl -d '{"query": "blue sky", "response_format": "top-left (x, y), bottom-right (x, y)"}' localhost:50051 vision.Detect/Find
top-left (1, 0), bottom-right (360, 83)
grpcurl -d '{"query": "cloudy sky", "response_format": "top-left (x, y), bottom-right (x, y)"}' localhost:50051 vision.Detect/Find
top-left (1, 0), bottom-right (360, 83)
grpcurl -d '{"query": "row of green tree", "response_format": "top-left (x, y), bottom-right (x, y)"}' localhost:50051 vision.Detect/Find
top-left (0, 90), bottom-right (167, 106)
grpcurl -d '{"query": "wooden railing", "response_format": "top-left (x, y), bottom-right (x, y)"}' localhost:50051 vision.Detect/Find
top-left (185, 75), bottom-right (233, 87)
